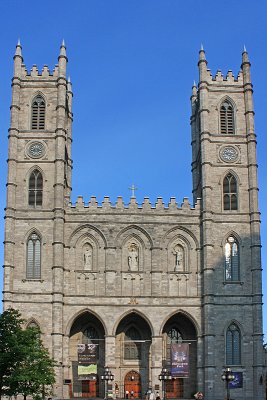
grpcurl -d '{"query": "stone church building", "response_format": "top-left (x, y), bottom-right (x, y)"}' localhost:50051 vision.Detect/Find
top-left (3, 42), bottom-right (265, 400)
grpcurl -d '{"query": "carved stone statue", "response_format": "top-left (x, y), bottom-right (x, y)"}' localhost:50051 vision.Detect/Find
top-left (128, 243), bottom-right (139, 271)
top-left (84, 246), bottom-right (92, 270)
top-left (173, 245), bottom-right (184, 271)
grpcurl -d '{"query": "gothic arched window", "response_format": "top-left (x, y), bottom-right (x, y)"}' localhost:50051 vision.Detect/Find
top-left (223, 173), bottom-right (238, 210)
top-left (31, 95), bottom-right (45, 130)
top-left (27, 320), bottom-right (41, 336)
top-left (224, 236), bottom-right (240, 281)
top-left (29, 170), bottom-right (43, 206)
top-left (166, 327), bottom-right (183, 361)
top-left (26, 232), bottom-right (41, 279)
top-left (83, 326), bottom-right (99, 342)
top-left (124, 327), bottom-right (141, 360)
top-left (226, 323), bottom-right (241, 365)
top-left (220, 100), bottom-right (234, 134)
top-left (27, 320), bottom-right (40, 330)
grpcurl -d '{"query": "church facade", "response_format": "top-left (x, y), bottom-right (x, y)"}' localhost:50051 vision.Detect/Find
top-left (3, 42), bottom-right (264, 400)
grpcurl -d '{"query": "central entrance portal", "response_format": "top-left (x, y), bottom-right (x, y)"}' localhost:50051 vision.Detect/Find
top-left (116, 312), bottom-right (152, 399)
top-left (124, 371), bottom-right (141, 398)
top-left (81, 377), bottom-right (99, 398)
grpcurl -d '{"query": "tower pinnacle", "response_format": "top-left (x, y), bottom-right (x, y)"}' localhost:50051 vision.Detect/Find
top-left (59, 39), bottom-right (67, 58)
top-left (58, 40), bottom-right (68, 77)
top-left (241, 46), bottom-right (251, 84)
top-left (242, 46), bottom-right (249, 64)
top-left (191, 81), bottom-right (197, 97)
top-left (13, 40), bottom-right (23, 76)
top-left (14, 39), bottom-right (23, 59)
top-left (198, 46), bottom-right (207, 80)
top-left (199, 44), bottom-right (206, 61)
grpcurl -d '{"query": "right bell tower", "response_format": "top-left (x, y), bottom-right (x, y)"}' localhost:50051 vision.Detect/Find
top-left (191, 48), bottom-right (264, 400)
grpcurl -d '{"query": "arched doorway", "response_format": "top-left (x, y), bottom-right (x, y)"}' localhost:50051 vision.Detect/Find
top-left (116, 312), bottom-right (152, 399)
top-left (124, 371), bottom-right (142, 398)
top-left (162, 313), bottom-right (197, 399)
top-left (69, 312), bottom-right (105, 398)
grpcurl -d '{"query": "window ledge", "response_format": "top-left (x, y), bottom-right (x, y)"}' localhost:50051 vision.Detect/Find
top-left (225, 364), bottom-right (243, 368)
top-left (22, 279), bottom-right (44, 283)
top-left (223, 281), bottom-right (244, 285)
top-left (169, 271), bottom-right (191, 274)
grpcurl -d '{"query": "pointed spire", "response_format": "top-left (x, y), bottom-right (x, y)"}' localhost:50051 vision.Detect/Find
top-left (14, 39), bottom-right (23, 76)
top-left (241, 45), bottom-right (251, 82)
top-left (242, 45), bottom-right (249, 65)
top-left (191, 80), bottom-right (197, 102)
top-left (14, 39), bottom-right (22, 58)
top-left (58, 40), bottom-right (68, 77)
top-left (198, 45), bottom-right (207, 80)
top-left (59, 39), bottom-right (67, 57)
top-left (199, 44), bottom-right (206, 61)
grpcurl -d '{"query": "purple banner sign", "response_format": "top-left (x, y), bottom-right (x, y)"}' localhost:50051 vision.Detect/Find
top-left (229, 372), bottom-right (243, 389)
top-left (171, 343), bottom-right (189, 377)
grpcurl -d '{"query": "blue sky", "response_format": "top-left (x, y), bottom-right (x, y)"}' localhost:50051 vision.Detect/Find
top-left (0, 0), bottom-right (266, 336)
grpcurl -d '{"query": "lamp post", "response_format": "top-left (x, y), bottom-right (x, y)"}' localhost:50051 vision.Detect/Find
top-left (101, 367), bottom-right (114, 399)
top-left (221, 367), bottom-right (235, 400)
top-left (158, 368), bottom-right (172, 400)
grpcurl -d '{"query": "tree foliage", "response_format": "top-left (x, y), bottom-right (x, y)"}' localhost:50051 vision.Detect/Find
top-left (0, 309), bottom-right (55, 399)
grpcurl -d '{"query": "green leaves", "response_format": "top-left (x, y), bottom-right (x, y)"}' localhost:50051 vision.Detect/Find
top-left (0, 309), bottom-right (55, 399)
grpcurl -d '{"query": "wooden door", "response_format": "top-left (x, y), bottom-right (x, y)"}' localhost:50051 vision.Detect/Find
top-left (166, 378), bottom-right (183, 399)
top-left (81, 377), bottom-right (98, 397)
top-left (124, 371), bottom-right (142, 398)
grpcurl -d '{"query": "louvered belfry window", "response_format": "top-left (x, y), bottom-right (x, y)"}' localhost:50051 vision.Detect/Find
top-left (223, 173), bottom-right (238, 210)
top-left (29, 170), bottom-right (43, 206)
top-left (220, 101), bottom-right (234, 134)
top-left (31, 95), bottom-right (45, 130)
top-left (226, 323), bottom-right (241, 365)
top-left (224, 236), bottom-right (240, 281)
top-left (27, 232), bottom-right (41, 279)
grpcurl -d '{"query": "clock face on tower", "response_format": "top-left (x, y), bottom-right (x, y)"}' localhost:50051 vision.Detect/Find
top-left (27, 141), bottom-right (45, 158)
top-left (220, 146), bottom-right (238, 163)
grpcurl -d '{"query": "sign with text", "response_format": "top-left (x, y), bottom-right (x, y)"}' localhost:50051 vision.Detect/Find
top-left (171, 343), bottom-right (189, 377)
top-left (77, 344), bottom-right (97, 364)
top-left (77, 344), bottom-right (98, 380)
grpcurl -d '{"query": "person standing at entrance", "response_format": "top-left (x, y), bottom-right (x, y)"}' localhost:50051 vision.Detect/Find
top-left (125, 390), bottom-right (129, 399)
top-left (149, 391), bottom-right (156, 400)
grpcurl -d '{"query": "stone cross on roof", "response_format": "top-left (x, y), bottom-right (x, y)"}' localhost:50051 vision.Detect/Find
top-left (129, 184), bottom-right (138, 198)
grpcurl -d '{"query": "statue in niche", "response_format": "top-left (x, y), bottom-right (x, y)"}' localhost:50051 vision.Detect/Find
top-left (128, 243), bottom-right (139, 271)
top-left (173, 245), bottom-right (184, 271)
top-left (83, 245), bottom-right (92, 270)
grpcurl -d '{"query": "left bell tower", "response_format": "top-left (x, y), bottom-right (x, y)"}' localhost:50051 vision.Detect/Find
top-left (3, 41), bottom-right (73, 393)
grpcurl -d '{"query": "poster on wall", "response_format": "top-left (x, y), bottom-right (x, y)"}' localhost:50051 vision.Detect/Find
top-left (77, 344), bottom-right (98, 380)
top-left (78, 344), bottom-right (97, 364)
top-left (78, 364), bottom-right (97, 380)
top-left (229, 372), bottom-right (243, 389)
top-left (171, 343), bottom-right (189, 377)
